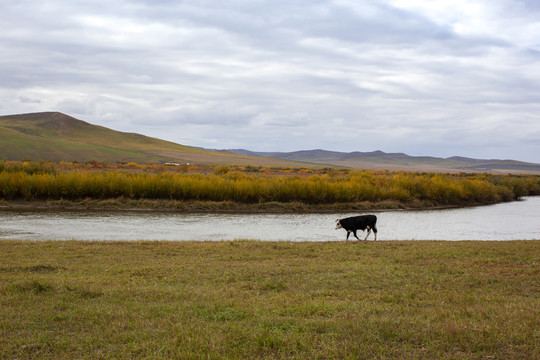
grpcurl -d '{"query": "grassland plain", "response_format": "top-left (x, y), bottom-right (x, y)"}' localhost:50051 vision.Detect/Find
top-left (0, 240), bottom-right (538, 359)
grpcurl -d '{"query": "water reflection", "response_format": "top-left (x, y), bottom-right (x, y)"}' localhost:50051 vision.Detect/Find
top-left (0, 197), bottom-right (539, 241)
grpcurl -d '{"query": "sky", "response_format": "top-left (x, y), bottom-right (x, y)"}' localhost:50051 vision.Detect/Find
top-left (1, 0), bottom-right (540, 162)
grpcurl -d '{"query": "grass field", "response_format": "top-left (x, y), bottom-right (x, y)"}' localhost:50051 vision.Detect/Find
top-left (0, 240), bottom-right (538, 359)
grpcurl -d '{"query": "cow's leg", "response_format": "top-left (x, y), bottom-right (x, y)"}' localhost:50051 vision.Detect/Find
top-left (373, 226), bottom-right (377, 241)
top-left (364, 228), bottom-right (371, 241)
top-left (353, 230), bottom-right (360, 240)
top-left (346, 231), bottom-right (351, 240)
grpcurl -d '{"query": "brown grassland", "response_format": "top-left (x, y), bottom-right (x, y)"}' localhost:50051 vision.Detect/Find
top-left (0, 240), bottom-right (539, 359)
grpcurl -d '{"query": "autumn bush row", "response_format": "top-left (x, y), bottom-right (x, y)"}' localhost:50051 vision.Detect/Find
top-left (1, 166), bottom-right (538, 206)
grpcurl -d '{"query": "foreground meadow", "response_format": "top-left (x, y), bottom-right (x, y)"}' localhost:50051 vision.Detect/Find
top-left (0, 240), bottom-right (538, 359)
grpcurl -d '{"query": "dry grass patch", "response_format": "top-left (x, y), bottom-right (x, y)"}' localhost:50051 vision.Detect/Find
top-left (0, 240), bottom-right (538, 359)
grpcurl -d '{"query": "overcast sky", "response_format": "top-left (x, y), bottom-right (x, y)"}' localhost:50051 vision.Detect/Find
top-left (1, 0), bottom-right (540, 162)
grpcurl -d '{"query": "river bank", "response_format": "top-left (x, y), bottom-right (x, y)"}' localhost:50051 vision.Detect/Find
top-left (0, 198), bottom-right (498, 213)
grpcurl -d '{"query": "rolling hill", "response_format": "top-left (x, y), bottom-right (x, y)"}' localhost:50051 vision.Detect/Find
top-left (0, 112), bottom-right (312, 167)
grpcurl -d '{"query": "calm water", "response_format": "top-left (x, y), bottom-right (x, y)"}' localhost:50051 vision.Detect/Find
top-left (0, 197), bottom-right (539, 241)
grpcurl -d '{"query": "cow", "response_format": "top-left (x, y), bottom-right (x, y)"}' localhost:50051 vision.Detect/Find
top-left (335, 215), bottom-right (377, 241)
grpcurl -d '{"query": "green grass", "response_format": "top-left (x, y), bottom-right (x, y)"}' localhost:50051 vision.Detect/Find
top-left (0, 240), bottom-right (538, 359)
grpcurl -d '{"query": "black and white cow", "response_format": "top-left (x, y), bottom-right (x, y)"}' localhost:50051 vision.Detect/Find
top-left (335, 215), bottom-right (378, 241)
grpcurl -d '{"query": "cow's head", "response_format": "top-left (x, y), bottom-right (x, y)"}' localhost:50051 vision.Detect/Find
top-left (335, 219), bottom-right (342, 230)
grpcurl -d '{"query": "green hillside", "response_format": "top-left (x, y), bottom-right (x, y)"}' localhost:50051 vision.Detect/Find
top-left (0, 112), bottom-right (308, 166)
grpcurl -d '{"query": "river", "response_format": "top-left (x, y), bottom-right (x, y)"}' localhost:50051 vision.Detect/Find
top-left (0, 197), bottom-right (539, 241)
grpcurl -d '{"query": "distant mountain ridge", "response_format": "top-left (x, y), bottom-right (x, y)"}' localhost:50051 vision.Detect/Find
top-left (219, 149), bottom-right (540, 173)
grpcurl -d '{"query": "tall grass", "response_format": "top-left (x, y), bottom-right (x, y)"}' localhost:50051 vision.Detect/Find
top-left (1, 161), bottom-right (539, 206)
top-left (0, 160), bottom-right (56, 175)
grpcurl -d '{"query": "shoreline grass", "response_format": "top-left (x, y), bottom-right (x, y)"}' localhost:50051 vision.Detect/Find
top-left (1, 161), bottom-right (539, 211)
top-left (1, 240), bottom-right (538, 359)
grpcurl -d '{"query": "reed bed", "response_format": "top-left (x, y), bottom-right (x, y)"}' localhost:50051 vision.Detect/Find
top-left (0, 161), bottom-right (538, 207)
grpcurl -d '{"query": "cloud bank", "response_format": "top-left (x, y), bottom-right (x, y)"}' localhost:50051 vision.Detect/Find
top-left (1, 0), bottom-right (539, 162)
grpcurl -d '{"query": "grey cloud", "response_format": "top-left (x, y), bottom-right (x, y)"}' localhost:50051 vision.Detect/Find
top-left (19, 96), bottom-right (41, 104)
top-left (1, 0), bottom-right (539, 162)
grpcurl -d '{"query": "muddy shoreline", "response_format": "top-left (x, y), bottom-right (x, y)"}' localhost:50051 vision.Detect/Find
top-left (0, 198), bottom-right (494, 213)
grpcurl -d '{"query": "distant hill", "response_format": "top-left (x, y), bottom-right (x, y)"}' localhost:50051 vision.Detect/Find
top-left (0, 112), bottom-right (312, 167)
top-left (2, 112), bottom-right (539, 173)
top-left (220, 149), bottom-right (540, 173)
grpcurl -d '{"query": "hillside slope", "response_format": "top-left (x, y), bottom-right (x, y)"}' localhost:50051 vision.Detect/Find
top-left (0, 112), bottom-right (309, 166)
